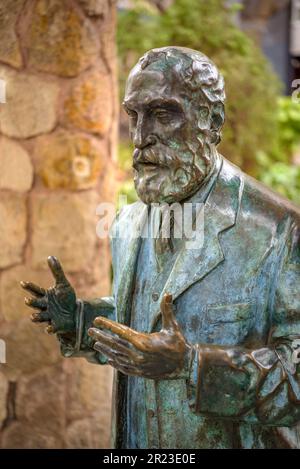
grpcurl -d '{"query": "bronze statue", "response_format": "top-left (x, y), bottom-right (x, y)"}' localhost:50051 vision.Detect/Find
top-left (22, 47), bottom-right (300, 449)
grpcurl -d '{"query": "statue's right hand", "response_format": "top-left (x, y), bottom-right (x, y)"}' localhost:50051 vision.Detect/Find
top-left (21, 256), bottom-right (77, 334)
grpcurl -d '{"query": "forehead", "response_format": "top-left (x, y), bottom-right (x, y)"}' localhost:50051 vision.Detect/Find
top-left (124, 67), bottom-right (185, 108)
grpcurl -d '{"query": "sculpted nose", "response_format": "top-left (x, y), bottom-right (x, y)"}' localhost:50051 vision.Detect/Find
top-left (133, 116), bottom-right (145, 149)
top-left (133, 115), bottom-right (156, 149)
top-left (133, 128), bottom-right (143, 149)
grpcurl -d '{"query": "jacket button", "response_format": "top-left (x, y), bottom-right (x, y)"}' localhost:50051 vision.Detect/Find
top-left (152, 292), bottom-right (159, 302)
top-left (148, 409), bottom-right (155, 418)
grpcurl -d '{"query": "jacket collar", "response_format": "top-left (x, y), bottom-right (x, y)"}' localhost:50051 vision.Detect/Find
top-left (113, 157), bottom-right (243, 328)
top-left (149, 157), bottom-right (243, 329)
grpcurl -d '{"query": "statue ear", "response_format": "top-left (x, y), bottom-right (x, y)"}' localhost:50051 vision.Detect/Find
top-left (210, 102), bottom-right (225, 145)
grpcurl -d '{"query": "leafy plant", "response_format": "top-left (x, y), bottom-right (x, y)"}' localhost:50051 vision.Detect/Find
top-left (257, 97), bottom-right (300, 203)
top-left (117, 0), bottom-right (300, 203)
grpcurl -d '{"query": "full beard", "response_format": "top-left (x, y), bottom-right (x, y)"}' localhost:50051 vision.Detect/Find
top-left (133, 143), bottom-right (210, 205)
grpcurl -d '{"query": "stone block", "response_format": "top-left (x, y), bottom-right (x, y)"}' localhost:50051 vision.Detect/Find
top-left (0, 137), bottom-right (33, 192)
top-left (0, 66), bottom-right (59, 138)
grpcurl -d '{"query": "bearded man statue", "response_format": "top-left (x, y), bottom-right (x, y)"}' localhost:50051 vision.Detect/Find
top-left (23, 47), bottom-right (300, 449)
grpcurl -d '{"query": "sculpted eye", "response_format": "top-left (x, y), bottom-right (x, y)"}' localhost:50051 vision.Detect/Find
top-left (153, 109), bottom-right (172, 122)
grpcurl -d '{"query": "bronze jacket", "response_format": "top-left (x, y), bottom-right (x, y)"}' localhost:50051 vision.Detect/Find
top-left (63, 157), bottom-right (300, 448)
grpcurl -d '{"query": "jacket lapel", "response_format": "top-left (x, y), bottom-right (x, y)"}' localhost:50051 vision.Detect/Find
top-left (111, 201), bottom-right (148, 325)
top-left (149, 158), bottom-right (244, 331)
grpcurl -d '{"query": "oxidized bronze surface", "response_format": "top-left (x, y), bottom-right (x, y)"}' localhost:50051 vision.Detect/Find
top-left (22, 47), bottom-right (300, 449)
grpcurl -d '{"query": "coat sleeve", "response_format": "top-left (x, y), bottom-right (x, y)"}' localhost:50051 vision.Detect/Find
top-left (187, 219), bottom-right (300, 427)
top-left (57, 296), bottom-right (116, 364)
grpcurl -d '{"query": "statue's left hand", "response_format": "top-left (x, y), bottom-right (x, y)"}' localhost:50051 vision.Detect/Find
top-left (21, 256), bottom-right (77, 334)
top-left (88, 294), bottom-right (191, 379)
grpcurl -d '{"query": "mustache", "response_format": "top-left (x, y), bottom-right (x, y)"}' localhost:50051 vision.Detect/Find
top-left (133, 146), bottom-right (174, 169)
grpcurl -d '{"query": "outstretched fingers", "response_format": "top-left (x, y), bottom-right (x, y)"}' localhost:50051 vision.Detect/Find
top-left (25, 296), bottom-right (47, 310)
top-left (31, 310), bottom-right (51, 323)
top-left (45, 324), bottom-right (58, 334)
top-left (47, 256), bottom-right (70, 286)
top-left (93, 316), bottom-right (150, 351)
top-left (94, 342), bottom-right (143, 376)
top-left (88, 327), bottom-right (144, 362)
top-left (20, 281), bottom-right (46, 298)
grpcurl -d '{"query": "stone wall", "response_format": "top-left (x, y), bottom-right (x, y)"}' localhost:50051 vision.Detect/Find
top-left (0, 0), bottom-right (118, 448)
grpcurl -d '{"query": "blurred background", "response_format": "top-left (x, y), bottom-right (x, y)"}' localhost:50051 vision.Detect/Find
top-left (0, 0), bottom-right (299, 448)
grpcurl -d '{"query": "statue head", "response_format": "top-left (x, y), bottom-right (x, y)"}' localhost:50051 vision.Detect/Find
top-left (124, 46), bottom-right (225, 205)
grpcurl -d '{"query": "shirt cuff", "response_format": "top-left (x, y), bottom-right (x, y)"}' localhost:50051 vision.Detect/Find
top-left (74, 299), bottom-right (84, 353)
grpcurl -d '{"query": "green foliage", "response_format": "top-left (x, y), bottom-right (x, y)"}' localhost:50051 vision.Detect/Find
top-left (272, 97), bottom-right (300, 160)
top-left (118, 178), bottom-right (138, 205)
top-left (258, 159), bottom-right (300, 204)
top-left (118, 0), bottom-right (281, 175)
top-left (117, 141), bottom-right (138, 203)
top-left (118, 141), bottom-right (134, 173)
top-left (257, 97), bottom-right (300, 204)
top-left (117, 0), bottom-right (300, 204)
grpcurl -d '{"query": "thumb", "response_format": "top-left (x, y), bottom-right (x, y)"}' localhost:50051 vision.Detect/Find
top-left (47, 256), bottom-right (70, 287)
top-left (160, 293), bottom-right (178, 331)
